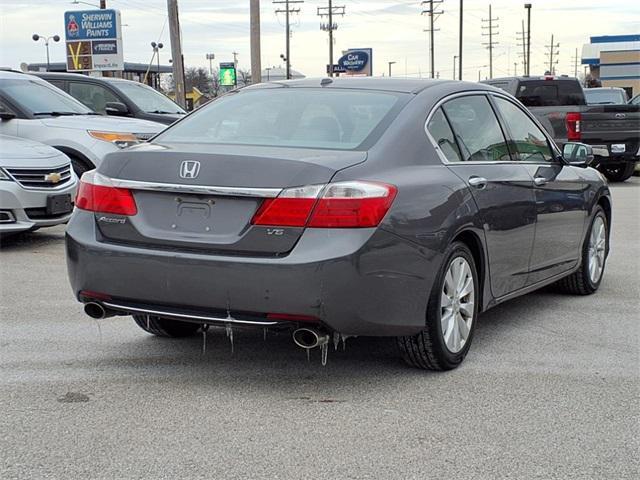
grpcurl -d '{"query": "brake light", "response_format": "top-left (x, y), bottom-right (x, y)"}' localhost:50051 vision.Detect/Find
top-left (251, 181), bottom-right (397, 228)
top-left (566, 112), bottom-right (581, 141)
top-left (76, 171), bottom-right (138, 216)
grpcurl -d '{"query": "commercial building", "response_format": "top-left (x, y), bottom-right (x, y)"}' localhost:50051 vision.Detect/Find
top-left (582, 34), bottom-right (640, 97)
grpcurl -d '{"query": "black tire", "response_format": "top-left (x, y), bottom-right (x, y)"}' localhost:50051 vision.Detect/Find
top-left (132, 315), bottom-right (200, 338)
top-left (554, 206), bottom-right (608, 295)
top-left (599, 162), bottom-right (635, 182)
top-left (397, 241), bottom-right (479, 371)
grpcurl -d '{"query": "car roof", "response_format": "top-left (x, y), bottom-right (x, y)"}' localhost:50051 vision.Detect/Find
top-left (245, 77), bottom-right (487, 94)
top-left (585, 87), bottom-right (625, 91)
top-left (31, 71), bottom-right (139, 85)
top-left (483, 75), bottom-right (579, 83)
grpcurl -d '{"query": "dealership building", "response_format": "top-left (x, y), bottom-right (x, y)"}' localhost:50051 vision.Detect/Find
top-left (582, 34), bottom-right (640, 97)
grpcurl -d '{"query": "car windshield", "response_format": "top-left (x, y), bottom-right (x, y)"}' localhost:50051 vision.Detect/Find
top-left (111, 81), bottom-right (186, 114)
top-left (154, 87), bottom-right (404, 150)
top-left (0, 78), bottom-right (93, 115)
top-left (584, 89), bottom-right (627, 104)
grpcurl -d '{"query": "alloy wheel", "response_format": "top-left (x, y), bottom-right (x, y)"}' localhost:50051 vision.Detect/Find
top-left (588, 216), bottom-right (606, 284)
top-left (441, 256), bottom-right (475, 353)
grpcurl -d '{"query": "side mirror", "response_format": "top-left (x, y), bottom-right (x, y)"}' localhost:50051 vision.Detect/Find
top-left (563, 142), bottom-right (594, 167)
top-left (104, 102), bottom-right (129, 116)
top-left (0, 109), bottom-right (16, 121)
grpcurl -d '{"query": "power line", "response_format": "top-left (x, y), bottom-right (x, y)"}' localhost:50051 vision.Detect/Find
top-left (481, 4), bottom-right (499, 79)
top-left (421, 0), bottom-right (443, 79)
top-left (318, 1), bottom-right (345, 77)
top-left (273, 0), bottom-right (304, 80)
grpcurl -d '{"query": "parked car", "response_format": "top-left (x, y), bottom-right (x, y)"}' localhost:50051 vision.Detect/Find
top-left (482, 75), bottom-right (640, 182)
top-left (0, 70), bottom-right (164, 175)
top-left (584, 87), bottom-right (629, 105)
top-left (34, 72), bottom-right (186, 126)
top-left (66, 78), bottom-right (612, 370)
top-left (629, 94), bottom-right (640, 106)
top-left (1, 135), bottom-right (77, 236)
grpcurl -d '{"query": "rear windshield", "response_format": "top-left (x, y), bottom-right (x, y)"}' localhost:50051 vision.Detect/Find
top-left (584, 88), bottom-right (627, 105)
top-left (154, 87), bottom-right (405, 150)
top-left (515, 80), bottom-right (585, 107)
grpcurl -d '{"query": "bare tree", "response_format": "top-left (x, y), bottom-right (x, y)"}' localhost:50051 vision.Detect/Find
top-left (237, 69), bottom-right (251, 87)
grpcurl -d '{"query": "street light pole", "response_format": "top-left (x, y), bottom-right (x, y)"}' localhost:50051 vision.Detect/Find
top-left (32, 34), bottom-right (60, 72)
top-left (151, 42), bottom-right (163, 90)
top-left (525, 3), bottom-right (532, 76)
top-left (388, 61), bottom-right (396, 77)
top-left (206, 53), bottom-right (215, 76)
top-left (453, 55), bottom-right (458, 79)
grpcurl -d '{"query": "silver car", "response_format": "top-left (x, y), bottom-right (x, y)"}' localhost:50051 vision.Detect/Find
top-left (0, 135), bottom-right (77, 235)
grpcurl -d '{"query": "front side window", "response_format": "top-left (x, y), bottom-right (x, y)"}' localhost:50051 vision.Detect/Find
top-left (0, 78), bottom-right (92, 116)
top-left (442, 95), bottom-right (511, 162)
top-left (155, 87), bottom-right (405, 150)
top-left (69, 82), bottom-right (120, 114)
top-left (493, 97), bottom-right (554, 162)
top-left (427, 107), bottom-right (462, 162)
top-left (111, 81), bottom-right (185, 114)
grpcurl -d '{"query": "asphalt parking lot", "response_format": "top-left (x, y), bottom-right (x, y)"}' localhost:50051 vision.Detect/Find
top-left (1, 178), bottom-right (638, 480)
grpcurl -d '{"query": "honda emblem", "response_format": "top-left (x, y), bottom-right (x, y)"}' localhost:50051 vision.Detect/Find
top-left (179, 160), bottom-right (200, 179)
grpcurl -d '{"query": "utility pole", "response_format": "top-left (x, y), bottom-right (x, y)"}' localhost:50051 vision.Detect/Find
top-left (481, 4), bottom-right (499, 79)
top-left (545, 34), bottom-right (559, 74)
top-left (100, 0), bottom-right (106, 8)
top-left (421, 1), bottom-right (443, 79)
top-left (167, 0), bottom-right (186, 108)
top-left (571, 47), bottom-right (579, 77)
top-left (318, 1), bottom-right (345, 77)
top-left (250, 0), bottom-right (262, 83)
top-left (458, 0), bottom-right (463, 80)
top-left (388, 61), bottom-right (396, 77)
top-left (525, 3), bottom-right (531, 76)
top-left (516, 20), bottom-right (527, 75)
top-left (274, 0), bottom-right (304, 80)
top-left (453, 55), bottom-right (458, 79)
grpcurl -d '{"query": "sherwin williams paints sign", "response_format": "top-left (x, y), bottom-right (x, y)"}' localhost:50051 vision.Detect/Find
top-left (64, 9), bottom-right (124, 71)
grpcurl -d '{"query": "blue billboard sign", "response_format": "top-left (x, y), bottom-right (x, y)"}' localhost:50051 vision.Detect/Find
top-left (337, 50), bottom-right (370, 72)
top-left (64, 9), bottom-right (118, 41)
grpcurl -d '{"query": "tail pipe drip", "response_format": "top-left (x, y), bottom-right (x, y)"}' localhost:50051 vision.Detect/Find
top-left (292, 328), bottom-right (331, 366)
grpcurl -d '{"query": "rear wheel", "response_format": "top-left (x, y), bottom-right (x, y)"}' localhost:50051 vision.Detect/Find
top-left (554, 206), bottom-right (608, 295)
top-left (599, 162), bottom-right (635, 182)
top-left (133, 315), bottom-right (200, 338)
top-left (397, 242), bottom-right (479, 371)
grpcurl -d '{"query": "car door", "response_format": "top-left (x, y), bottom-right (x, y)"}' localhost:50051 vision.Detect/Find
top-left (68, 81), bottom-right (122, 115)
top-left (491, 94), bottom-right (588, 284)
top-left (428, 93), bottom-right (537, 298)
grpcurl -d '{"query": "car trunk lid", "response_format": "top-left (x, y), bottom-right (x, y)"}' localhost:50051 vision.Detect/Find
top-left (94, 142), bottom-right (367, 255)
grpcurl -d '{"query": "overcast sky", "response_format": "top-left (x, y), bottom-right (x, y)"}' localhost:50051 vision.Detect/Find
top-left (1, 0), bottom-right (638, 80)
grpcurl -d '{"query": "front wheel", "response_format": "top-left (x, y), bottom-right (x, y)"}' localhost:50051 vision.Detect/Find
top-left (133, 315), bottom-right (200, 338)
top-left (397, 242), bottom-right (479, 371)
top-left (599, 162), bottom-right (635, 182)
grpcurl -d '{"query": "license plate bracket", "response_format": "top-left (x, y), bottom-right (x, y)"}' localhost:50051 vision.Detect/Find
top-left (47, 194), bottom-right (73, 215)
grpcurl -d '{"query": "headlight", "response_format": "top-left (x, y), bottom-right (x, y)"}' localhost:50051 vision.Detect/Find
top-left (0, 168), bottom-right (13, 181)
top-left (88, 131), bottom-right (140, 149)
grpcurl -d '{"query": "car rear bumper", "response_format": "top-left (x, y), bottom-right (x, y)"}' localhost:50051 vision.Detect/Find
top-left (66, 210), bottom-right (438, 336)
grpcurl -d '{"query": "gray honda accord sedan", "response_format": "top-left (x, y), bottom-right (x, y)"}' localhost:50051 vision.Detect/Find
top-left (66, 77), bottom-right (611, 370)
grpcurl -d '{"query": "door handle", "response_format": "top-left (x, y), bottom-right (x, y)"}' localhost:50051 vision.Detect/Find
top-left (468, 176), bottom-right (488, 189)
top-left (533, 176), bottom-right (547, 186)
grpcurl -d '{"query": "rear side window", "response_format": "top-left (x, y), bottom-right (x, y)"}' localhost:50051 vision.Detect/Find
top-left (516, 80), bottom-right (585, 107)
top-left (156, 88), bottom-right (405, 150)
top-left (427, 108), bottom-right (462, 162)
top-left (493, 97), bottom-right (554, 162)
top-left (442, 95), bottom-right (511, 162)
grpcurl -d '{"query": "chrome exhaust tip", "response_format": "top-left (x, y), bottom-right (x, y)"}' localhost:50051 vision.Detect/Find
top-left (292, 328), bottom-right (329, 350)
top-left (84, 302), bottom-right (107, 319)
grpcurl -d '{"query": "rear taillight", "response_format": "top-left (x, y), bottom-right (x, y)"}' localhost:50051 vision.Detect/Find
top-left (566, 112), bottom-right (581, 141)
top-left (76, 171), bottom-right (138, 216)
top-left (251, 181), bottom-right (397, 228)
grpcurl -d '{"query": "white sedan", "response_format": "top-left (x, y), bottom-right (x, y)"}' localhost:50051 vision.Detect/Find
top-left (0, 135), bottom-right (77, 235)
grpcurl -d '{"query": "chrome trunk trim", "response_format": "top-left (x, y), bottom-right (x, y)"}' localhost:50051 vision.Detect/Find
top-left (109, 178), bottom-right (282, 198)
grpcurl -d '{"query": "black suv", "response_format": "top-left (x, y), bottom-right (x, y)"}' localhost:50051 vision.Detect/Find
top-left (34, 72), bottom-right (186, 126)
